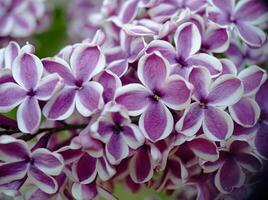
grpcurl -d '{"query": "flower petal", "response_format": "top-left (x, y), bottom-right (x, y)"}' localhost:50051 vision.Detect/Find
top-left (207, 74), bottom-right (243, 106)
top-left (72, 154), bottom-right (97, 184)
top-left (107, 59), bottom-right (128, 78)
top-left (229, 97), bottom-right (260, 127)
top-left (28, 165), bottom-right (58, 194)
top-left (106, 133), bottom-right (129, 165)
top-left (12, 53), bottom-right (43, 90)
top-left (32, 149), bottom-right (64, 176)
top-left (254, 124), bottom-right (268, 159)
top-left (175, 22), bottom-right (201, 60)
top-left (4, 41), bottom-right (19, 69)
top-left (139, 102), bottom-right (173, 142)
top-left (203, 106), bottom-right (233, 141)
top-left (256, 80), bottom-right (268, 118)
top-left (70, 44), bottom-right (105, 81)
top-left (138, 52), bottom-right (169, 90)
top-left (118, 0), bottom-right (139, 23)
top-left (72, 182), bottom-right (97, 200)
top-left (175, 103), bottom-right (204, 137)
top-left (115, 83), bottom-right (150, 116)
top-left (129, 147), bottom-right (154, 183)
top-left (0, 82), bottom-right (26, 112)
top-left (161, 75), bottom-right (192, 110)
top-left (0, 161), bottom-right (27, 185)
top-left (238, 65), bottom-right (267, 96)
top-left (211, 0), bottom-right (235, 14)
top-left (122, 124), bottom-right (145, 149)
top-left (43, 87), bottom-right (76, 120)
top-left (35, 74), bottom-right (60, 101)
top-left (76, 81), bottom-right (104, 117)
top-left (42, 57), bottom-right (75, 85)
top-left (17, 97), bottom-right (41, 133)
top-left (96, 157), bottom-right (116, 181)
top-left (0, 68), bottom-right (14, 84)
top-left (235, 152), bottom-right (262, 172)
top-left (220, 58), bottom-right (237, 75)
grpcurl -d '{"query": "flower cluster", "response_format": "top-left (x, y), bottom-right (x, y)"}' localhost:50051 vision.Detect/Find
top-left (0, 0), bottom-right (51, 44)
top-left (0, 0), bottom-right (268, 199)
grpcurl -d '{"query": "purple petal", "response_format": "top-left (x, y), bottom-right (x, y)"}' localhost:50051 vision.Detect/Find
top-left (129, 147), bottom-right (153, 183)
top-left (123, 24), bottom-right (156, 37)
top-left (107, 59), bottom-right (128, 77)
top-left (256, 80), bottom-right (268, 120)
top-left (140, 102), bottom-right (173, 142)
top-left (236, 23), bottom-right (266, 47)
top-left (72, 154), bottom-right (97, 184)
top-left (42, 57), bottom-right (75, 85)
top-left (17, 97), bottom-right (41, 133)
top-left (176, 103), bottom-right (204, 137)
top-left (119, 0), bottom-right (139, 23)
top-left (220, 58), bottom-right (237, 75)
top-left (207, 7), bottom-right (230, 26)
top-left (188, 137), bottom-right (219, 161)
top-left (207, 75), bottom-right (243, 106)
top-left (72, 183), bottom-right (97, 200)
top-left (188, 66), bottom-right (211, 101)
top-left (167, 156), bottom-right (188, 184)
top-left (122, 124), bottom-right (145, 150)
top-left (11, 13), bottom-right (35, 37)
top-left (175, 22), bottom-right (201, 60)
top-left (96, 157), bottom-right (116, 181)
top-left (235, 152), bottom-right (262, 172)
top-left (0, 135), bottom-right (29, 162)
top-left (28, 165), bottom-right (58, 194)
top-left (160, 75), bottom-right (192, 110)
top-left (76, 81), bottom-right (104, 117)
top-left (238, 65), bottom-right (266, 96)
top-left (187, 53), bottom-right (222, 78)
top-left (229, 97), bottom-right (260, 127)
top-left (43, 87), bottom-right (76, 120)
top-left (0, 82), bottom-right (26, 112)
top-left (138, 52), bottom-right (169, 90)
top-left (106, 133), bottom-right (129, 164)
top-left (12, 53), bottom-right (43, 90)
top-left (203, 106), bottom-right (233, 141)
top-left (70, 44), bottom-right (105, 81)
top-left (215, 158), bottom-right (245, 193)
top-left (35, 74), bottom-right (60, 101)
top-left (0, 69), bottom-right (14, 84)
top-left (254, 124), bottom-right (268, 159)
top-left (211, 0), bottom-right (235, 13)
top-left (4, 41), bottom-right (19, 69)
top-left (115, 83), bottom-right (150, 116)
top-left (0, 161), bottom-right (28, 185)
top-left (32, 149), bottom-right (64, 176)
top-left (225, 42), bottom-right (244, 69)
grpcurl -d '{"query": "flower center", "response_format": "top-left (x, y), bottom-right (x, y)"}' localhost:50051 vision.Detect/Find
top-left (176, 57), bottom-right (188, 67)
top-left (150, 90), bottom-right (162, 102)
top-left (27, 89), bottom-right (36, 97)
top-left (75, 79), bottom-right (83, 89)
top-left (199, 101), bottom-right (208, 109)
top-left (112, 123), bottom-right (123, 134)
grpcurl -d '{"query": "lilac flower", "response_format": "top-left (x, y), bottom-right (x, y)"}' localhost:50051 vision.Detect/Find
top-left (0, 52), bottom-right (60, 133)
top-left (146, 22), bottom-right (222, 77)
top-left (115, 52), bottom-right (192, 142)
top-left (0, 135), bottom-right (64, 194)
top-left (91, 102), bottom-right (145, 164)
top-left (202, 139), bottom-right (262, 193)
top-left (207, 0), bottom-right (268, 47)
top-left (42, 44), bottom-right (105, 120)
top-left (176, 66), bottom-right (243, 141)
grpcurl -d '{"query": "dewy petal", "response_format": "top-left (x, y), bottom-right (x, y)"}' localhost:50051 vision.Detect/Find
top-left (236, 23), bottom-right (266, 48)
top-left (12, 53), bottom-right (43, 90)
top-left (229, 97), bottom-right (260, 127)
top-left (203, 106), bottom-right (233, 141)
top-left (188, 66), bottom-right (211, 101)
top-left (139, 102), bottom-right (173, 142)
top-left (187, 137), bottom-right (219, 162)
top-left (207, 74), bottom-right (243, 106)
top-left (72, 182), bottom-right (97, 200)
top-left (129, 147), bottom-right (154, 183)
top-left (175, 22), bottom-right (201, 60)
top-left (115, 83), bottom-right (150, 116)
top-left (0, 161), bottom-right (28, 185)
top-left (235, 152), bottom-right (262, 172)
top-left (215, 158), bottom-right (245, 193)
top-left (32, 149), bottom-right (64, 176)
top-left (28, 165), bottom-right (58, 194)
top-left (175, 103), bottom-right (204, 137)
top-left (106, 133), bottom-right (129, 165)
top-left (118, 0), bottom-right (139, 23)
top-left (161, 75), bottom-right (192, 110)
top-left (42, 57), bottom-right (75, 85)
top-left (0, 82), bottom-right (26, 112)
top-left (238, 65), bottom-right (267, 96)
top-left (137, 52), bottom-right (169, 90)
top-left (17, 97), bottom-right (41, 133)
top-left (122, 124), bottom-right (145, 150)
top-left (4, 41), bottom-right (19, 69)
top-left (76, 81), bottom-right (104, 117)
top-left (0, 135), bottom-right (29, 162)
top-left (70, 44), bottom-right (105, 81)
top-left (43, 87), bottom-right (76, 120)
top-left (35, 74), bottom-right (60, 101)
top-left (234, 0), bottom-right (267, 23)
top-left (187, 53), bottom-right (222, 78)
top-left (72, 154), bottom-right (97, 184)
